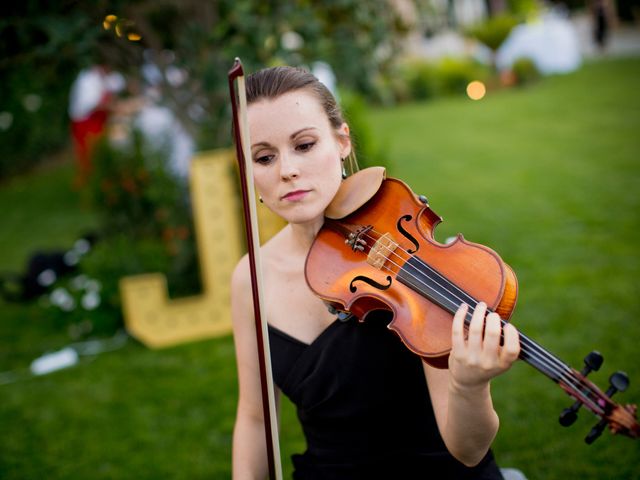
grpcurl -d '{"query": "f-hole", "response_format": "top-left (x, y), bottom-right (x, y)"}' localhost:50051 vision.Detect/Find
top-left (397, 215), bottom-right (419, 254)
top-left (350, 275), bottom-right (393, 293)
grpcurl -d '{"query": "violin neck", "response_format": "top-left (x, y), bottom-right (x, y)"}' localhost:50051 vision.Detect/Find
top-left (398, 257), bottom-right (572, 382)
top-left (397, 255), bottom-right (611, 417)
top-left (507, 326), bottom-right (571, 383)
top-left (491, 316), bottom-right (612, 418)
top-left (477, 312), bottom-right (612, 419)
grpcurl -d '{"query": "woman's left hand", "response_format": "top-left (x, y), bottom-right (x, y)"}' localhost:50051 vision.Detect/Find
top-left (448, 302), bottom-right (520, 390)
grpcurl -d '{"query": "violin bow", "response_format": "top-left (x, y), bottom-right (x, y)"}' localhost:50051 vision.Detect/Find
top-left (228, 58), bottom-right (283, 479)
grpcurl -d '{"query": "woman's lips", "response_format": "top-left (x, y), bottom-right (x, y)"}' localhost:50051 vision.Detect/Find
top-left (282, 189), bottom-right (310, 201)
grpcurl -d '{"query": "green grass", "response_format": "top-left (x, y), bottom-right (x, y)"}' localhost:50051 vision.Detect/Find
top-left (1, 56), bottom-right (639, 479)
top-left (369, 56), bottom-right (640, 478)
top-left (0, 160), bottom-right (98, 272)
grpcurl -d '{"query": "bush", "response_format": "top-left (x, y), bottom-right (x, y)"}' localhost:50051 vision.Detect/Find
top-left (507, 0), bottom-right (541, 16)
top-left (340, 90), bottom-right (389, 171)
top-left (90, 132), bottom-right (189, 243)
top-left (511, 57), bottom-right (541, 85)
top-left (400, 59), bottom-right (439, 101)
top-left (78, 131), bottom-right (201, 334)
top-left (435, 58), bottom-right (490, 97)
top-left (0, 63), bottom-right (74, 178)
top-left (1, 1), bottom-right (415, 178)
top-left (380, 57), bottom-right (491, 105)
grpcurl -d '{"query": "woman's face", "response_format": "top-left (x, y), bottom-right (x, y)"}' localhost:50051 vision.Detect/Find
top-left (247, 89), bottom-right (351, 226)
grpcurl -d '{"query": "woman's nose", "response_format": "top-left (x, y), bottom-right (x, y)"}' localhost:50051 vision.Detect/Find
top-left (279, 153), bottom-right (299, 180)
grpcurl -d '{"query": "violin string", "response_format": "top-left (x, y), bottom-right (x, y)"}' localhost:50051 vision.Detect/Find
top-left (380, 233), bottom-right (607, 414)
top-left (402, 255), bottom-right (571, 377)
top-left (385, 245), bottom-right (605, 414)
top-left (367, 231), bottom-right (607, 414)
top-left (349, 227), bottom-right (606, 414)
top-left (356, 227), bottom-right (553, 363)
top-left (398, 257), bottom-right (606, 413)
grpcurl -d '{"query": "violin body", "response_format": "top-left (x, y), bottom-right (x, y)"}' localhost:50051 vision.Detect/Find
top-left (305, 172), bottom-right (639, 441)
top-left (306, 176), bottom-right (518, 368)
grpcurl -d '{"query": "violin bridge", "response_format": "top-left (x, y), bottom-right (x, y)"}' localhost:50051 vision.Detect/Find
top-left (367, 232), bottom-right (399, 270)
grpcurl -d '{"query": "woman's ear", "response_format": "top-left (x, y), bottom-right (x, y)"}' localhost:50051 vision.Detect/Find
top-left (337, 122), bottom-right (352, 158)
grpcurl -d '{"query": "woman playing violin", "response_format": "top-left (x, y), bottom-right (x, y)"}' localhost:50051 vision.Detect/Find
top-left (230, 66), bottom-right (521, 479)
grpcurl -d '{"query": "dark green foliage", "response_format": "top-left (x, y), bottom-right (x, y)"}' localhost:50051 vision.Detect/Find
top-left (435, 57), bottom-right (491, 96)
top-left (506, 0), bottom-right (541, 16)
top-left (339, 90), bottom-right (389, 171)
top-left (0, 0), bottom-right (133, 178)
top-left (511, 57), bottom-right (541, 85)
top-left (1, 0), bottom-right (409, 177)
top-left (466, 14), bottom-right (521, 52)
top-left (395, 57), bottom-right (491, 103)
top-left (87, 133), bottom-right (201, 300)
top-left (400, 59), bottom-right (440, 101)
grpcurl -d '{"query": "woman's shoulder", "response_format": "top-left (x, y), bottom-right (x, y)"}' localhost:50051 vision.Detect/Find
top-left (231, 225), bottom-right (290, 291)
top-left (231, 253), bottom-right (251, 292)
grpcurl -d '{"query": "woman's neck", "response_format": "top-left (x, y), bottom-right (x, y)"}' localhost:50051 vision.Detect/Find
top-left (288, 217), bottom-right (324, 257)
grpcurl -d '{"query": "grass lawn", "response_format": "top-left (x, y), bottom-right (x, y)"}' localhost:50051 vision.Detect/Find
top-left (368, 55), bottom-right (640, 478)
top-left (1, 56), bottom-right (639, 479)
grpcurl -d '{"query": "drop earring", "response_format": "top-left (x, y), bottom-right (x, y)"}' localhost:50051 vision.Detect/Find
top-left (341, 159), bottom-right (347, 179)
top-left (259, 196), bottom-right (264, 203)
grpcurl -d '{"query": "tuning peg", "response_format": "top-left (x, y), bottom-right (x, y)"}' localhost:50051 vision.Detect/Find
top-left (581, 351), bottom-right (603, 376)
top-left (559, 351), bottom-right (604, 427)
top-left (584, 371), bottom-right (630, 444)
top-left (606, 371), bottom-right (629, 396)
top-left (559, 402), bottom-right (580, 427)
top-left (585, 418), bottom-right (608, 444)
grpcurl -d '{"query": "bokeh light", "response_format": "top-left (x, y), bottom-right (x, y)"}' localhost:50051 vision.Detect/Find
top-left (466, 80), bottom-right (486, 101)
top-left (103, 15), bottom-right (141, 42)
top-left (103, 14), bottom-right (117, 30)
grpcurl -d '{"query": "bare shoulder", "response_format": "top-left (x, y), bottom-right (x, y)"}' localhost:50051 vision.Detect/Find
top-left (231, 253), bottom-right (251, 293)
top-left (232, 227), bottom-right (286, 281)
top-left (230, 253), bottom-right (255, 332)
top-left (231, 225), bottom-right (290, 319)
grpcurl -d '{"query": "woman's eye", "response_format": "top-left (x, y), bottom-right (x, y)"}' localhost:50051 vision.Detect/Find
top-left (254, 154), bottom-right (274, 165)
top-left (296, 141), bottom-right (316, 152)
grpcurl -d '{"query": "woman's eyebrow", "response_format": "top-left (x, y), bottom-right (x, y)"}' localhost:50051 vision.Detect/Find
top-left (290, 126), bottom-right (318, 139)
top-left (251, 127), bottom-right (319, 149)
top-left (251, 140), bottom-right (271, 149)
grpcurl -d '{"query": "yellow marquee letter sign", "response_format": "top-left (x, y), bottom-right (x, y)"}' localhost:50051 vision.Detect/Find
top-left (119, 149), bottom-right (284, 348)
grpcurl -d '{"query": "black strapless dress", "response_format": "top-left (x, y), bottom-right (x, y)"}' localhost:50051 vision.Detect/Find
top-left (268, 311), bottom-right (504, 480)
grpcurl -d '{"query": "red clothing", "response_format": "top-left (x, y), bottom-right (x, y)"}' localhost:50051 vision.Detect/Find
top-left (68, 66), bottom-right (122, 184)
top-left (70, 108), bottom-right (109, 182)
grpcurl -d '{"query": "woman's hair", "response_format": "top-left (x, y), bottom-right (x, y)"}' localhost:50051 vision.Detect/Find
top-left (245, 66), bottom-right (358, 175)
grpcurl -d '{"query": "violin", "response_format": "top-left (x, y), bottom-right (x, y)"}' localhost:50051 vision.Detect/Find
top-left (305, 168), bottom-right (640, 443)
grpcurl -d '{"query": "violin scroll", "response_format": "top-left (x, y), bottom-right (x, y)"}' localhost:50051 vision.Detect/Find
top-left (559, 351), bottom-right (639, 442)
top-left (559, 351), bottom-right (603, 427)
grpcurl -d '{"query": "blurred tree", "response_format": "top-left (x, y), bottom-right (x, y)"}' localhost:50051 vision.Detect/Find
top-left (0, 0), bottom-right (133, 177)
top-left (114, 0), bottom-right (415, 150)
top-left (1, 0), bottom-right (416, 177)
top-left (465, 13), bottom-right (520, 68)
